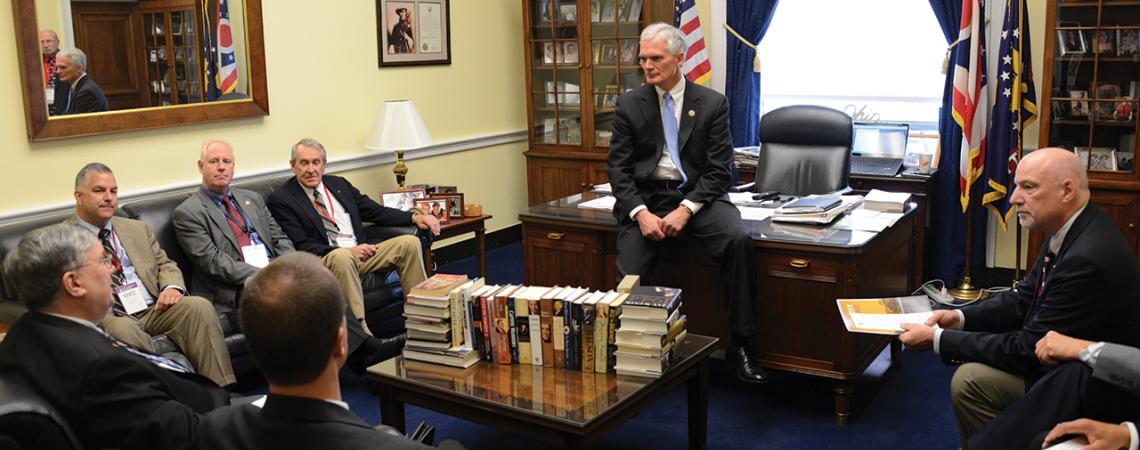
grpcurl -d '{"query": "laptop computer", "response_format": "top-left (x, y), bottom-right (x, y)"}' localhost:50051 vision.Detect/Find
top-left (849, 122), bottom-right (909, 176)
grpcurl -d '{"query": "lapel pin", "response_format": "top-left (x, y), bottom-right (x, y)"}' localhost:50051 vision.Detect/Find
top-left (688, 110), bottom-right (695, 117)
top-left (244, 200), bottom-right (251, 206)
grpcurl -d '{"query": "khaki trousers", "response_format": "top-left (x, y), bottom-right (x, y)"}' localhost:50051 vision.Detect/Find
top-left (322, 235), bottom-right (427, 321)
top-left (950, 362), bottom-right (1025, 449)
top-left (103, 295), bottom-right (236, 387)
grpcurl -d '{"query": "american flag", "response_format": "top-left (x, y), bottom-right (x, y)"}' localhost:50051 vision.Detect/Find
top-left (216, 0), bottom-right (238, 95)
top-left (675, 0), bottom-right (711, 85)
top-left (952, 0), bottom-right (989, 212)
top-left (983, 0), bottom-right (1037, 228)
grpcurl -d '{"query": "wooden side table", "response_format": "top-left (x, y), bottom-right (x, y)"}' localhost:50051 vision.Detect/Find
top-left (424, 214), bottom-right (492, 278)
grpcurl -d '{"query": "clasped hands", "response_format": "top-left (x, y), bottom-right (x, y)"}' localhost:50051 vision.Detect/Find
top-left (635, 206), bottom-right (691, 241)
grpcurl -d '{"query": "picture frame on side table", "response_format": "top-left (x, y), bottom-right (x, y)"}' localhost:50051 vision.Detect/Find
top-left (431, 193), bottom-right (465, 218)
top-left (377, 0), bottom-right (451, 67)
top-left (415, 198), bottom-right (450, 222)
top-left (380, 188), bottom-right (428, 211)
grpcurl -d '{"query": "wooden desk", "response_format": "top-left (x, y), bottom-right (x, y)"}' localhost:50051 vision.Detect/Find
top-left (518, 194), bottom-right (917, 424)
top-left (368, 334), bottom-right (718, 450)
top-left (425, 214), bottom-right (492, 278)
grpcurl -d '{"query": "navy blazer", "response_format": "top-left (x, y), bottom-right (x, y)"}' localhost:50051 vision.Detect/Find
top-left (267, 175), bottom-right (413, 257)
top-left (605, 79), bottom-right (734, 221)
top-left (940, 204), bottom-right (1140, 376)
top-left (0, 313), bottom-right (227, 450)
top-left (194, 394), bottom-right (436, 450)
top-left (54, 75), bottom-right (108, 115)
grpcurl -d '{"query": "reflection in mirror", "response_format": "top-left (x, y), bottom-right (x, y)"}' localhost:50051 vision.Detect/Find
top-left (34, 0), bottom-right (250, 115)
top-left (15, 0), bottom-right (269, 140)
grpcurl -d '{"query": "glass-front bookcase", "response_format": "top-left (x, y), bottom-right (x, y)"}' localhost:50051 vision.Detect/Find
top-left (142, 1), bottom-right (205, 107)
top-left (1035, 0), bottom-right (1140, 260)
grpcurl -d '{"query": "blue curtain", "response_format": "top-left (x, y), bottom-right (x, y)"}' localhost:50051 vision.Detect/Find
top-left (926, 0), bottom-right (989, 284)
top-left (724, 0), bottom-right (779, 148)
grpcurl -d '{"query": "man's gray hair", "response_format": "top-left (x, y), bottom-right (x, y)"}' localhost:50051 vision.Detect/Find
top-left (640, 22), bottom-right (687, 56)
top-left (74, 162), bottom-right (113, 190)
top-left (290, 138), bottom-right (327, 162)
top-left (56, 47), bottom-right (88, 71)
top-left (200, 139), bottom-right (234, 161)
top-left (2, 224), bottom-right (96, 312)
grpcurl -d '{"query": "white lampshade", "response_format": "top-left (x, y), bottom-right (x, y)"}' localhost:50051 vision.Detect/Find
top-left (364, 99), bottom-right (433, 153)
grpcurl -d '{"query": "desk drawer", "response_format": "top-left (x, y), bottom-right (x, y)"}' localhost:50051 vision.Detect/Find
top-left (523, 224), bottom-right (605, 289)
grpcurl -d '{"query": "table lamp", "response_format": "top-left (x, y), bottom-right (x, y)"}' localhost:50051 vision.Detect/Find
top-left (365, 99), bottom-right (433, 188)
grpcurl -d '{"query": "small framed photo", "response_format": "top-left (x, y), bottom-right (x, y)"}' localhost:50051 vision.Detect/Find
top-left (431, 193), bottom-right (465, 218)
top-left (1117, 151), bottom-right (1135, 172)
top-left (414, 198), bottom-right (450, 222)
top-left (376, 0), bottom-right (452, 67)
top-left (1075, 147), bottom-right (1090, 169)
top-left (1095, 29), bottom-right (1115, 54)
top-left (436, 185), bottom-right (458, 194)
top-left (600, 43), bottom-right (618, 65)
top-left (559, 3), bottom-right (577, 21)
top-left (1119, 29), bottom-right (1139, 56)
top-left (1058, 28), bottom-right (1087, 56)
top-left (1096, 83), bottom-right (1121, 119)
top-left (562, 41), bottom-right (579, 64)
top-left (542, 42), bottom-right (555, 65)
top-left (1070, 90), bottom-right (1089, 117)
top-left (602, 84), bottom-right (619, 107)
top-left (620, 39), bottom-right (638, 64)
top-left (599, 0), bottom-right (616, 22)
top-left (380, 188), bottom-right (428, 211)
top-left (1090, 147), bottom-right (1117, 171)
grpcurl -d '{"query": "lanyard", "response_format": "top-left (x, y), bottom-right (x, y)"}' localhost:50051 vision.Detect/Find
top-left (310, 185), bottom-right (336, 222)
top-left (221, 196), bottom-right (252, 235)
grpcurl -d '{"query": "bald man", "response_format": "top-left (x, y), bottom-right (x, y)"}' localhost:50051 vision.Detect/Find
top-left (899, 148), bottom-right (1140, 448)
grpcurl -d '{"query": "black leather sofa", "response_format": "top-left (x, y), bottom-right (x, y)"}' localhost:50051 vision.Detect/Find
top-left (0, 175), bottom-right (419, 378)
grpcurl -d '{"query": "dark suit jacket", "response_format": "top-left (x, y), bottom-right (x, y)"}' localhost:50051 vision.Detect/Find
top-left (193, 394), bottom-right (434, 450)
top-left (173, 188), bottom-right (294, 307)
top-left (267, 175), bottom-right (413, 257)
top-left (0, 313), bottom-right (227, 450)
top-left (940, 204), bottom-right (1140, 376)
top-left (54, 74), bottom-right (108, 115)
top-left (605, 79), bottom-right (733, 222)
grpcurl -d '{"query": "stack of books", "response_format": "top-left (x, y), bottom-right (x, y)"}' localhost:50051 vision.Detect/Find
top-left (863, 189), bottom-right (911, 213)
top-left (402, 274), bottom-right (486, 368)
top-left (612, 285), bottom-right (687, 378)
top-left (772, 194), bottom-right (862, 225)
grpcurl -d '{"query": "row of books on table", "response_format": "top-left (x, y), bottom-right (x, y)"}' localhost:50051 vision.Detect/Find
top-left (400, 274), bottom-right (687, 378)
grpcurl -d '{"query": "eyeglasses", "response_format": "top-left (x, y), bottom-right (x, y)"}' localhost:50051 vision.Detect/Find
top-left (76, 255), bottom-right (114, 269)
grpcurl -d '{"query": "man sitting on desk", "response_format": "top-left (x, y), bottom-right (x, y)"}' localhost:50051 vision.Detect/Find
top-left (605, 23), bottom-right (765, 383)
top-left (899, 147), bottom-right (1140, 447)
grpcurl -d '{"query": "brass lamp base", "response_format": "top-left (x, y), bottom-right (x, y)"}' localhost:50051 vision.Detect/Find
top-left (948, 276), bottom-right (990, 302)
top-left (393, 149), bottom-right (408, 188)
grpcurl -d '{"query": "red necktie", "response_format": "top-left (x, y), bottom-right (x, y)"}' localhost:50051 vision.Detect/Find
top-left (1035, 253), bottom-right (1054, 301)
top-left (223, 196), bottom-right (253, 250)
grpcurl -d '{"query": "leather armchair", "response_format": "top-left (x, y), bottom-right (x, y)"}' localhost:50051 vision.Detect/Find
top-left (0, 374), bottom-right (82, 450)
top-left (751, 105), bottom-right (854, 197)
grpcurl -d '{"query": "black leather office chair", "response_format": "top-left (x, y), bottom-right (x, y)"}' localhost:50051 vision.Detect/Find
top-left (0, 375), bottom-right (82, 450)
top-left (751, 105), bottom-right (853, 197)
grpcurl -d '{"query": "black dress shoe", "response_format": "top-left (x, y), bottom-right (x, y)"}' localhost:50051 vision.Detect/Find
top-left (725, 345), bottom-right (768, 384)
top-left (346, 333), bottom-right (406, 375)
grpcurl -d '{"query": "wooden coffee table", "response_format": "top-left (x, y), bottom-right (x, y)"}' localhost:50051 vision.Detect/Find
top-left (367, 334), bottom-right (718, 450)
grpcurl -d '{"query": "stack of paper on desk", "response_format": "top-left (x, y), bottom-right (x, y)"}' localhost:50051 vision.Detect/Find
top-left (577, 196), bottom-right (616, 210)
top-left (863, 189), bottom-right (911, 213)
top-left (771, 195), bottom-right (862, 225)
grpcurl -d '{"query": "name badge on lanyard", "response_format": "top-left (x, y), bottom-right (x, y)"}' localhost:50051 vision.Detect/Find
top-left (114, 282), bottom-right (149, 316)
top-left (241, 243), bottom-right (270, 268)
top-left (335, 233), bottom-right (357, 248)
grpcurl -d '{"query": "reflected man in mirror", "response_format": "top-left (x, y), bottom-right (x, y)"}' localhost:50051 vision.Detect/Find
top-left (53, 47), bottom-right (108, 115)
top-left (39, 29), bottom-right (62, 114)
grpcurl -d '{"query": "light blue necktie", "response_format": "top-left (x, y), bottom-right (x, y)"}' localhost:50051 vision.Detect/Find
top-left (100, 328), bottom-right (191, 373)
top-left (662, 92), bottom-right (687, 189)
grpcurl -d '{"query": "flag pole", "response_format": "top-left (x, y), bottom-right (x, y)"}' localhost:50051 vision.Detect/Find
top-left (948, 205), bottom-right (989, 301)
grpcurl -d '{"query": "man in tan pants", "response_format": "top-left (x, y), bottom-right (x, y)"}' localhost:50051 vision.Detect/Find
top-left (67, 162), bottom-right (235, 388)
top-left (267, 138), bottom-right (440, 335)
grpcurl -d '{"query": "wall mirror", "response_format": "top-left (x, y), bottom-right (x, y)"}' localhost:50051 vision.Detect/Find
top-left (13, 0), bottom-right (269, 141)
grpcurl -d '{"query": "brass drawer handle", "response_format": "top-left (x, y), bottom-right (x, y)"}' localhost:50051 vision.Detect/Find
top-left (547, 232), bottom-right (565, 240)
top-left (789, 258), bottom-right (810, 268)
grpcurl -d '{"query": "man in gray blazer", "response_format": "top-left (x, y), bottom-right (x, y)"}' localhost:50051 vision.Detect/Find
top-left (968, 330), bottom-right (1140, 449)
top-left (172, 140), bottom-right (404, 374)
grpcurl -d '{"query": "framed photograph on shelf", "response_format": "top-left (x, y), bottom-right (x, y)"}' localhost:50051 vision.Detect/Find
top-left (380, 188), bottom-right (428, 211)
top-left (1090, 147), bottom-right (1117, 171)
top-left (414, 198), bottom-right (450, 222)
top-left (590, 0), bottom-right (600, 22)
top-left (559, 3), bottom-right (577, 21)
top-left (1057, 26), bottom-right (1087, 56)
top-left (1095, 29), bottom-right (1115, 54)
top-left (1096, 83), bottom-right (1121, 119)
top-left (620, 39), bottom-right (638, 64)
top-left (431, 193), bottom-right (464, 219)
top-left (600, 43), bottom-right (618, 64)
top-left (1118, 151), bottom-right (1135, 172)
top-left (563, 41), bottom-right (579, 64)
top-left (542, 42), bottom-right (555, 65)
top-left (1070, 90), bottom-right (1089, 117)
top-left (626, 0), bottom-right (643, 21)
top-left (600, 0), bottom-right (616, 21)
top-left (1119, 29), bottom-right (1139, 56)
top-left (1052, 100), bottom-right (1070, 119)
top-left (377, 0), bottom-right (451, 67)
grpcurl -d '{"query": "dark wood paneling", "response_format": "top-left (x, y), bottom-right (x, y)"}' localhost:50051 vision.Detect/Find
top-left (71, 2), bottom-right (145, 110)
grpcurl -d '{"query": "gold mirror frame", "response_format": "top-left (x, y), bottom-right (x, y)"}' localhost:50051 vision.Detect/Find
top-left (12, 0), bottom-right (269, 141)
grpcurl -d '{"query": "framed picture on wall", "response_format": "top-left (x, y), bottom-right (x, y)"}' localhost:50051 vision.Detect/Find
top-left (377, 0), bottom-right (451, 67)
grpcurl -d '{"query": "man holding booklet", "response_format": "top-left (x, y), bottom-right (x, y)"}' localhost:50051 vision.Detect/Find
top-left (898, 148), bottom-right (1140, 448)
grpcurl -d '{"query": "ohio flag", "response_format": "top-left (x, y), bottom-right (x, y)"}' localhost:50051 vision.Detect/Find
top-left (952, 0), bottom-right (989, 212)
top-left (216, 0), bottom-right (238, 94)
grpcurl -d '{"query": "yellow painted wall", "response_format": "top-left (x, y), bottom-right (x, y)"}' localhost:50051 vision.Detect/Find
top-left (1, 1), bottom-right (529, 238)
